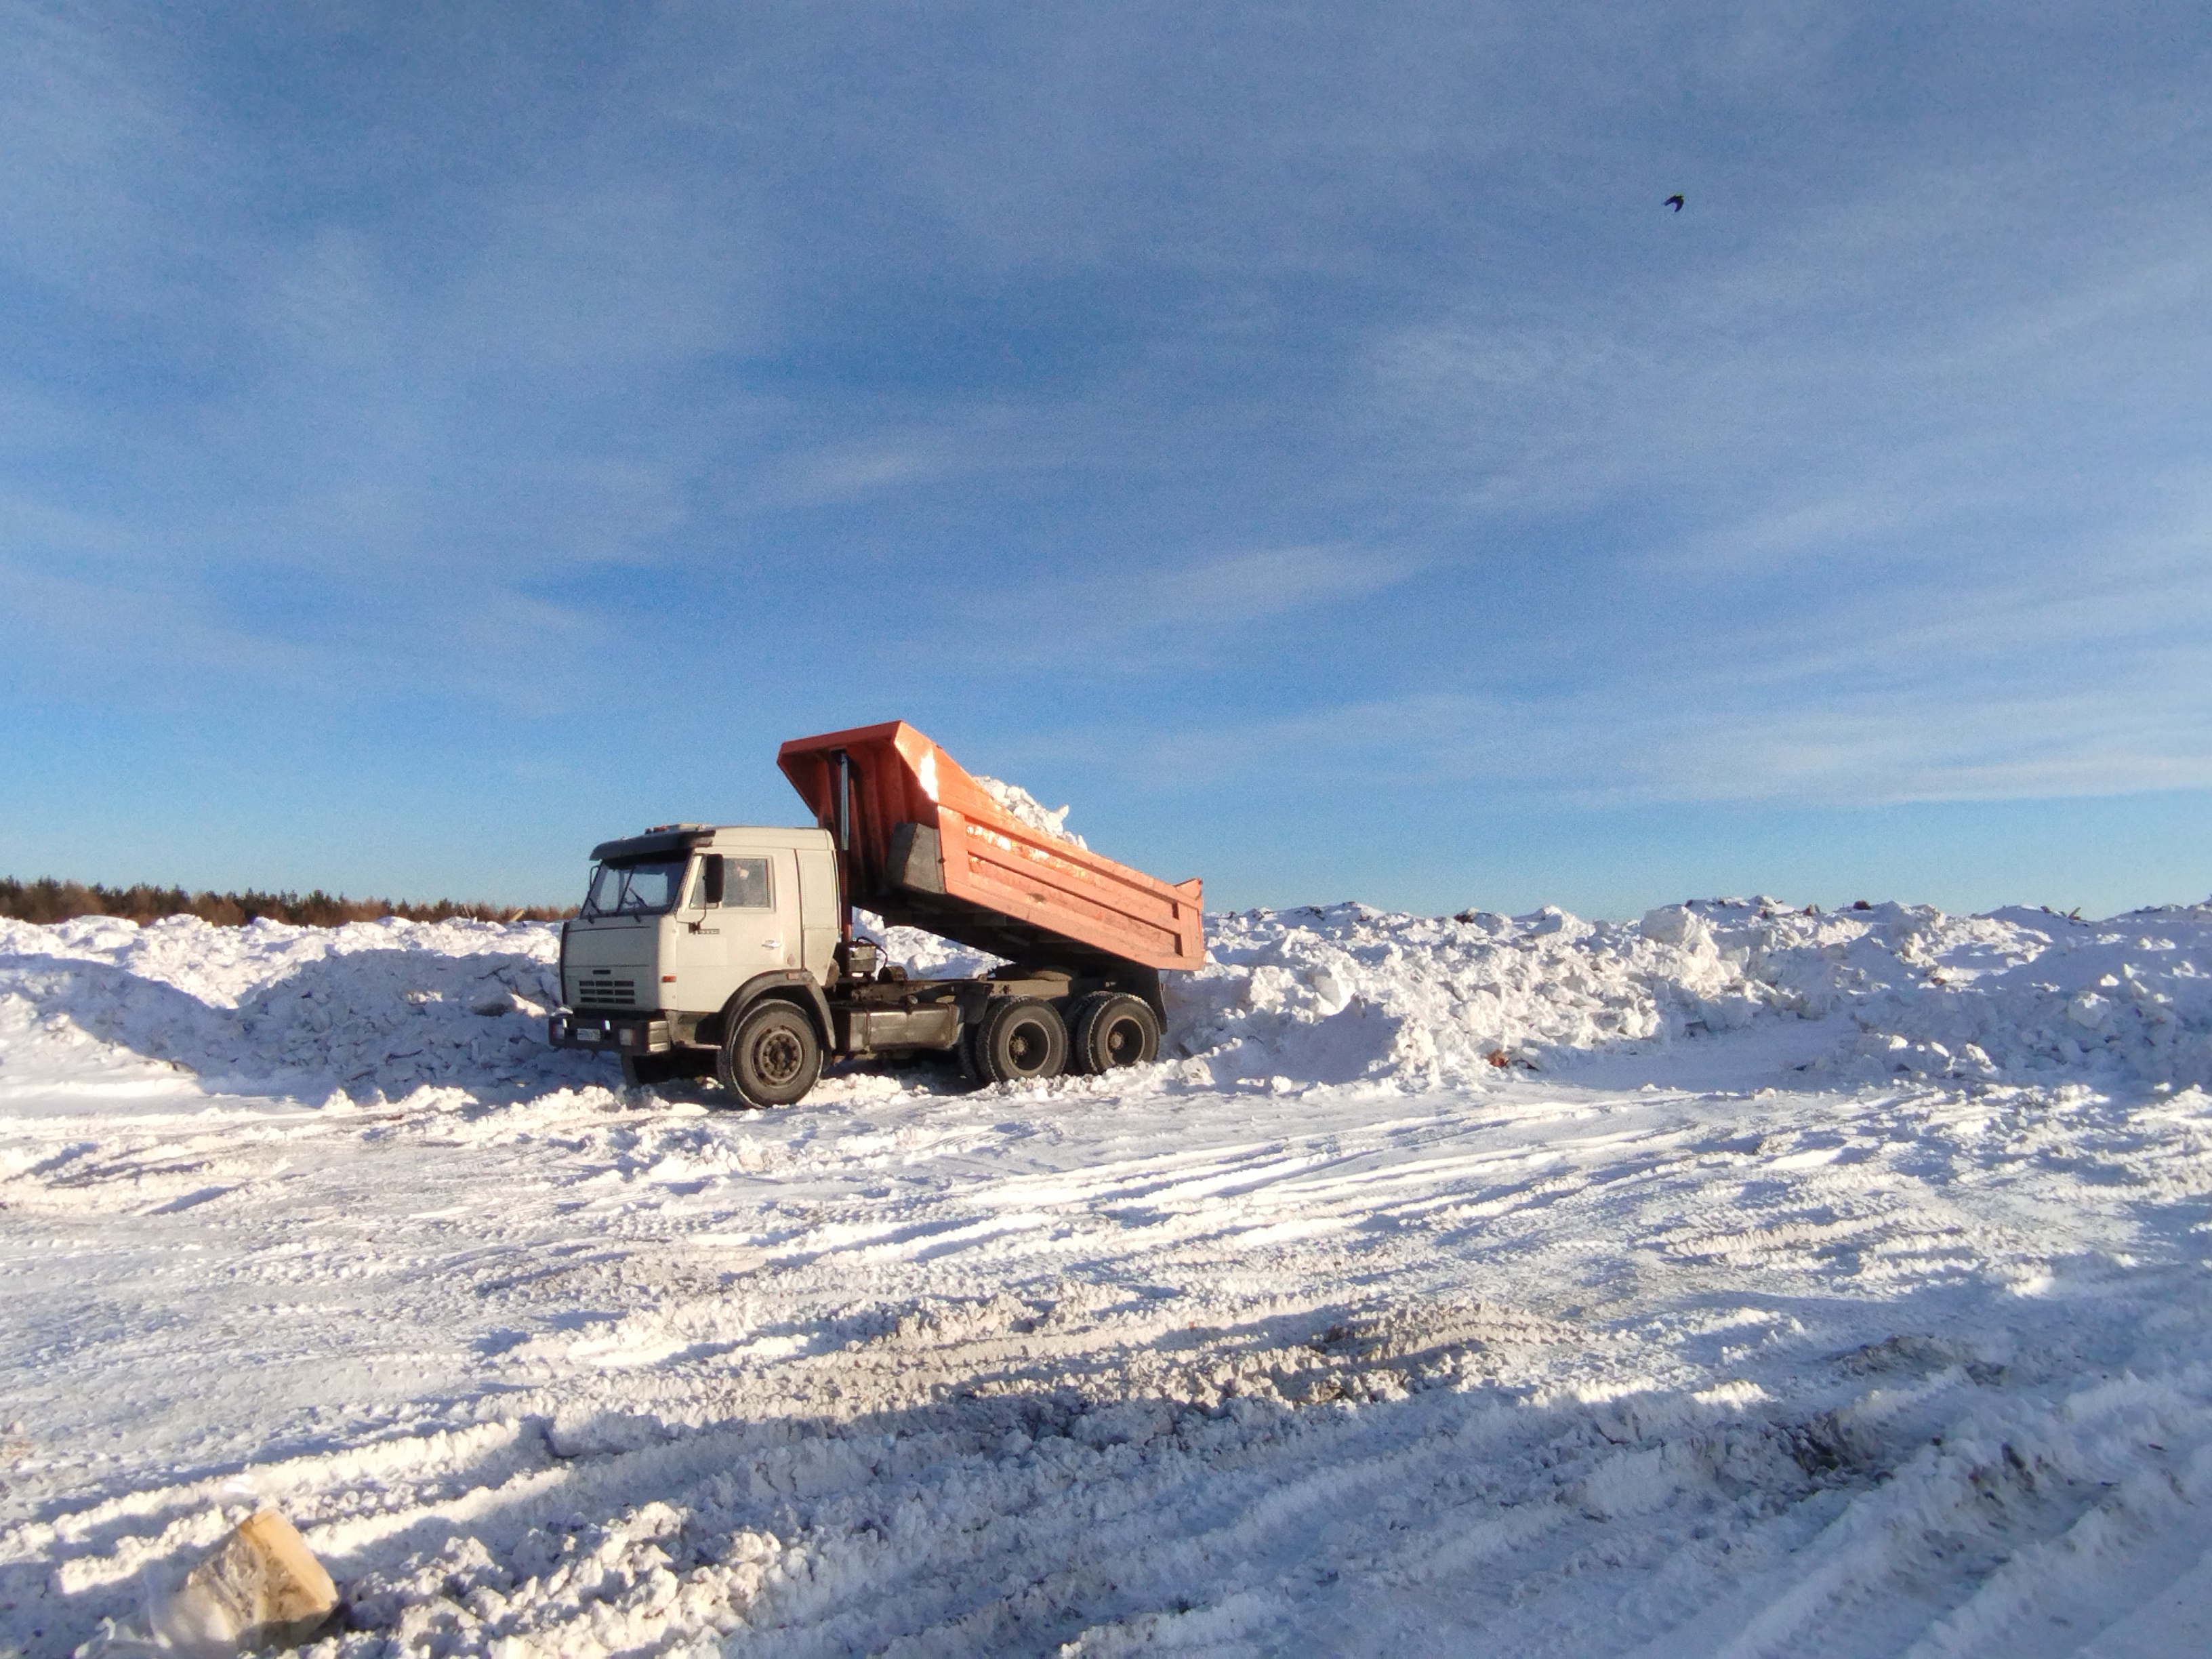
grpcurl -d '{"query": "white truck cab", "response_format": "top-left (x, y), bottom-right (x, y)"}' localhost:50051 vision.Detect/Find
top-left (554, 825), bottom-right (841, 1089)
top-left (548, 735), bottom-right (1189, 1111)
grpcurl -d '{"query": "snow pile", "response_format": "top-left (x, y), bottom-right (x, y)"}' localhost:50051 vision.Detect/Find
top-left (1171, 898), bottom-right (2212, 1093)
top-left (0, 914), bottom-right (601, 1103)
top-left (13, 901), bottom-right (2212, 1654)
top-left (7, 897), bottom-right (2212, 1107)
top-left (1169, 902), bottom-right (1730, 1088)
top-left (970, 775), bottom-right (1088, 848)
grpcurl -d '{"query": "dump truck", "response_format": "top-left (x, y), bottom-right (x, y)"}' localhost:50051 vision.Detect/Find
top-left (546, 721), bottom-right (1205, 1106)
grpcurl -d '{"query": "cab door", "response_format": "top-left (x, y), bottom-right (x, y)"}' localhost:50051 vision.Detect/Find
top-left (712, 849), bottom-right (798, 977)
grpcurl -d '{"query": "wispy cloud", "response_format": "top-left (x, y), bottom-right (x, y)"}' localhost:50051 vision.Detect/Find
top-left (1114, 653), bottom-right (2212, 812)
top-left (1150, 546), bottom-right (1420, 619)
top-left (4, 2), bottom-right (2210, 907)
top-left (928, 544), bottom-right (1429, 677)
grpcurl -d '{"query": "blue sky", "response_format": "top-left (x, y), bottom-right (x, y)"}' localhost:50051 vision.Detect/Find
top-left (3, 2), bottom-right (2209, 918)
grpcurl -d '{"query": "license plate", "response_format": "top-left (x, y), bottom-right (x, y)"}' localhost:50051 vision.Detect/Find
top-left (576, 1027), bottom-right (601, 1042)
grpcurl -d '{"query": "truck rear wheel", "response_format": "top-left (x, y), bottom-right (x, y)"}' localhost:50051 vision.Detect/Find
top-left (969, 997), bottom-right (1067, 1086)
top-left (1069, 992), bottom-right (1161, 1074)
top-left (718, 1000), bottom-right (822, 1107)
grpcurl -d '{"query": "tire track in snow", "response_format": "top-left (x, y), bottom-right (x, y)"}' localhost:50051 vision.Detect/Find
top-left (12, 912), bottom-right (2212, 1652)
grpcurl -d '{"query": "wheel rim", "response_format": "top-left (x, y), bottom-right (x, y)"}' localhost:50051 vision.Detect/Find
top-left (1006, 1019), bottom-right (1048, 1074)
top-left (756, 1027), bottom-right (805, 1085)
top-left (1105, 1016), bottom-right (1143, 1065)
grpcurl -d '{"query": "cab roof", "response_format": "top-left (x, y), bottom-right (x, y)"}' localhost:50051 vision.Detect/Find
top-left (590, 825), bottom-right (831, 863)
top-left (588, 827), bottom-right (714, 863)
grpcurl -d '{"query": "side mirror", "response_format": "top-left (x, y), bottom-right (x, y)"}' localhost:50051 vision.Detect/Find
top-left (701, 855), bottom-right (724, 907)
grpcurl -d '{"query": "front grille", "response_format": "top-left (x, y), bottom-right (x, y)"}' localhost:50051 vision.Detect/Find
top-left (576, 979), bottom-right (638, 1009)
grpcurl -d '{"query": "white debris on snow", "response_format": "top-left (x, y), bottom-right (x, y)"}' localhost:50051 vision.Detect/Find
top-left (7, 897), bottom-right (2212, 1656)
top-left (970, 775), bottom-right (1088, 849)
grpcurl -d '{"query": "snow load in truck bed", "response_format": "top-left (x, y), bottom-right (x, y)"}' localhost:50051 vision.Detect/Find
top-left (775, 720), bottom-right (1201, 975)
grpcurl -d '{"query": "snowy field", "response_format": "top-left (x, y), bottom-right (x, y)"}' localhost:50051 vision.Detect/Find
top-left (7, 897), bottom-right (2212, 1656)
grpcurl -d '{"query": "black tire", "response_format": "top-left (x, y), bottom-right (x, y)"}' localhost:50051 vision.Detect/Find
top-left (968, 997), bottom-right (1068, 1086)
top-left (958, 1015), bottom-right (988, 1085)
top-left (621, 1052), bottom-right (681, 1089)
top-left (717, 1000), bottom-right (823, 1107)
top-left (1069, 992), bottom-right (1161, 1075)
top-left (629, 1050), bottom-right (716, 1088)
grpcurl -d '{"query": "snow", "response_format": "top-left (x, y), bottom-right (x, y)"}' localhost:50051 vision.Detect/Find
top-left (969, 777), bottom-right (1088, 849)
top-left (7, 898), bottom-right (2212, 1654)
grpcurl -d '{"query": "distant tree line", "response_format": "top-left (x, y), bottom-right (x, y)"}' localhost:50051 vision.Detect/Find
top-left (0, 877), bottom-right (575, 928)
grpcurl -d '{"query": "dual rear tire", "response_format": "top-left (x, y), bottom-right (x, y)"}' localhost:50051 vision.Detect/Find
top-left (1069, 992), bottom-right (1162, 1075)
top-left (627, 988), bottom-right (1159, 1103)
top-left (964, 996), bottom-right (1068, 1085)
top-left (962, 991), bottom-right (1162, 1086)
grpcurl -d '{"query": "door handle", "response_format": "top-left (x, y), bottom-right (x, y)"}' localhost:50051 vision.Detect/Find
top-left (762, 938), bottom-right (782, 949)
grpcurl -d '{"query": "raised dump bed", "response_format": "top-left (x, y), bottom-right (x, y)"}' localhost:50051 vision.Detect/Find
top-left (777, 720), bottom-right (1204, 977)
top-left (552, 722), bottom-right (1205, 1105)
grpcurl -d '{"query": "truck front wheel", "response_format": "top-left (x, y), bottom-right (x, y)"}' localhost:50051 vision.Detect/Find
top-left (718, 1000), bottom-right (822, 1107)
top-left (968, 997), bottom-right (1067, 1086)
top-left (621, 1052), bottom-right (676, 1089)
top-left (1069, 992), bottom-right (1162, 1074)
top-left (623, 1050), bottom-right (712, 1089)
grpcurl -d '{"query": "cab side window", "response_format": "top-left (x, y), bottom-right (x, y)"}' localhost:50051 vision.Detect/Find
top-left (723, 857), bottom-right (773, 909)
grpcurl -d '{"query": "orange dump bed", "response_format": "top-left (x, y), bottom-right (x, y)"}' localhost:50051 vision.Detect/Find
top-left (777, 721), bottom-right (1204, 975)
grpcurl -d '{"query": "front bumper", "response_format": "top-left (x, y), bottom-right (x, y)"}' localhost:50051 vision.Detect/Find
top-left (548, 1012), bottom-right (672, 1054)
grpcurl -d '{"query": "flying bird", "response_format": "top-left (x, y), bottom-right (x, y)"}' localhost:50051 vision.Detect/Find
top-left (1665, 194), bottom-right (1685, 211)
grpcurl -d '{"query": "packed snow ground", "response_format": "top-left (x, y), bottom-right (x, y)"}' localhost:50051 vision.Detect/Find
top-left (7, 898), bottom-right (2212, 1655)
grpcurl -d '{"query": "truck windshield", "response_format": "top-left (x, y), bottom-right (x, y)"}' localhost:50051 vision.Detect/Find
top-left (580, 857), bottom-right (689, 918)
